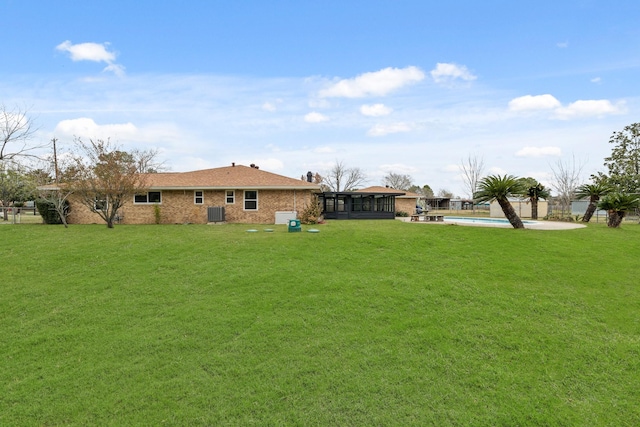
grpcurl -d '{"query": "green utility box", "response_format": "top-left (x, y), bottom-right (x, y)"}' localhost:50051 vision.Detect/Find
top-left (288, 219), bottom-right (301, 232)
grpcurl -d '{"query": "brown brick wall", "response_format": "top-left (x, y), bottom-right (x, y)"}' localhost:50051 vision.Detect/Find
top-left (396, 198), bottom-right (418, 215)
top-left (66, 189), bottom-right (315, 224)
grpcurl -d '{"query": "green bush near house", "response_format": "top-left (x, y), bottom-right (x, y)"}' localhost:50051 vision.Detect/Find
top-left (35, 198), bottom-right (69, 224)
top-left (1, 221), bottom-right (639, 425)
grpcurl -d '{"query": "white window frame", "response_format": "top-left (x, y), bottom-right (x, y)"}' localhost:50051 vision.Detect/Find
top-left (134, 191), bottom-right (162, 204)
top-left (225, 190), bottom-right (235, 204)
top-left (243, 190), bottom-right (258, 211)
top-left (194, 190), bottom-right (204, 205)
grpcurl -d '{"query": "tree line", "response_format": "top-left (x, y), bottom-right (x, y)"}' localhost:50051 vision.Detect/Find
top-left (2, 103), bottom-right (639, 229)
top-left (1, 105), bottom-right (162, 228)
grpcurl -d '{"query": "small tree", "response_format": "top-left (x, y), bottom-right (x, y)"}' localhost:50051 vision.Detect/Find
top-left (70, 138), bottom-right (151, 228)
top-left (519, 177), bottom-right (550, 220)
top-left (575, 181), bottom-right (612, 223)
top-left (407, 184), bottom-right (434, 197)
top-left (475, 175), bottom-right (525, 229)
top-left (597, 193), bottom-right (640, 228)
top-left (549, 155), bottom-right (584, 215)
top-left (460, 154), bottom-right (485, 213)
top-left (299, 194), bottom-right (323, 224)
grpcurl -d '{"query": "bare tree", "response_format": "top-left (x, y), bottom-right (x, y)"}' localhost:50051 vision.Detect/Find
top-left (382, 172), bottom-right (413, 190)
top-left (0, 105), bottom-right (42, 165)
top-left (460, 154), bottom-right (484, 213)
top-left (437, 188), bottom-right (455, 198)
top-left (36, 139), bottom-right (76, 227)
top-left (70, 138), bottom-right (152, 228)
top-left (549, 155), bottom-right (585, 215)
top-left (321, 161), bottom-right (366, 192)
top-left (132, 147), bottom-right (167, 173)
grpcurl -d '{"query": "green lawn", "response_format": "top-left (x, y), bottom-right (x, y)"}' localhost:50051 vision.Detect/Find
top-left (1, 220), bottom-right (639, 426)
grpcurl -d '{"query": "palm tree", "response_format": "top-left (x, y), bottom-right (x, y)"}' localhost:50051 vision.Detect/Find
top-left (519, 178), bottom-right (551, 220)
top-left (597, 192), bottom-right (640, 228)
top-left (475, 174), bottom-right (526, 229)
top-left (575, 182), bottom-right (612, 223)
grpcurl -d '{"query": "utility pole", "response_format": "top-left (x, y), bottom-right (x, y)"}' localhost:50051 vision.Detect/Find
top-left (52, 137), bottom-right (59, 183)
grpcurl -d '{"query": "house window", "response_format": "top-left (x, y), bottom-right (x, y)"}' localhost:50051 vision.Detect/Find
top-left (134, 191), bottom-right (162, 204)
top-left (244, 190), bottom-right (258, 210)
top-left (94, 195), bottom-right (107, 211)
top-left (194, 191), bottom-right (204, 204)
top-left (226, 190), bottom-right (235, 204)
top-left (325, 197), bottom-right (335, 212)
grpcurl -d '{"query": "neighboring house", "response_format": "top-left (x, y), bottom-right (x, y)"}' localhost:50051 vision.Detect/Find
top-left (424, 197), bottom-right (451, 210)
top-left (62, 164), bottom-right (321, 224)
top-left (357, 186), bottom-right (421, 215)
top-left (489, 198), bottom-right (549, 219)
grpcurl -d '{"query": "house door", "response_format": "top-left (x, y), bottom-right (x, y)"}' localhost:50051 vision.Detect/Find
top-left (336, 196), bottom-right (350, 219)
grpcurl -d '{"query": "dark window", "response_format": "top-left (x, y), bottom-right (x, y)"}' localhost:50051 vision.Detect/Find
top-left (134, 192), bottom-right (162, 204)
top-left (194, 191), bottom-right (204, 204)
top-left (226, 190), bottom-right (235, 204)
top-left (244, 190), bottom-right (258, 210)
top-left (94, 196), bottom-right (107, 210)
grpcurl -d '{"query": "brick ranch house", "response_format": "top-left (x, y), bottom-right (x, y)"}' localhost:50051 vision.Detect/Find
top-left (64, 163), bottom-right (321, 224)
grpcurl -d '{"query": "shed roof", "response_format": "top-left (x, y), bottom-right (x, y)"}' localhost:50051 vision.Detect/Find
top-left (357, 186), bottom-right (420, 198)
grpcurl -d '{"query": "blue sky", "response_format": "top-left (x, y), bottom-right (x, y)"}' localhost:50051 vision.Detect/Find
top-left (2, 0), bottom-right (639, 196)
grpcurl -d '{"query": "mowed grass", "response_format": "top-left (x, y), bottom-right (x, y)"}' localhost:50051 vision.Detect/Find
top-left (1, 220), bottom-right (639, 426)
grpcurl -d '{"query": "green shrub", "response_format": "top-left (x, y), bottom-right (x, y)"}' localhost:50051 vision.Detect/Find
top-left (543, 213), bottom-right (575, 222)
top-left (35, 199), bottom-right (69, 224)
top-left (299, 195), bottom-right (323, 224)
top-left (154, 204), bottom-right (161, 224)
top-left (395, 211), bottom-right (409, 217)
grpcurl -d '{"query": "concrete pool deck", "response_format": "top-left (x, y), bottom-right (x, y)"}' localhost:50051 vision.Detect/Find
top-left (398, 217), bottom-right (586, 230)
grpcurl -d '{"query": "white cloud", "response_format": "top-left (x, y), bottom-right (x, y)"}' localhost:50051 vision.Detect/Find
top-left (508, 94), bottom-right (561, 111)
top-left (367, 122), bottom-right (413, 137)
top-left (554, 99), bottom-right (623, 119)
top-left (55, 40), bottom-right (125, 76)
top-left (360, 103), bottom-right (393, 117)
top-left (557, 41), bottom-right (569, 48)
top-left (430, 63), bottom-right (477, 84)
top-left (262, 102), bottom-right (277, 112)
top-left (379, 163), bottom-right (418, 174)
top-left (262, 99), bottom-right (283, 112)
top-left (314, 146), bottom-right (335, 154)
top-left (591, 77), bottom-right (601, 84)
top-left (319, 66), bottom-right (425, 98)
top-left (488, 167), bottom-right (508, 176)
top-left (515, 146), bottom-right (562, 157)
top-left (304, 112), bottom-right (329, 123)
top-left (54, 117), bottom-right (137, 139)
top-left (443, 164), bottom-right (462, 173)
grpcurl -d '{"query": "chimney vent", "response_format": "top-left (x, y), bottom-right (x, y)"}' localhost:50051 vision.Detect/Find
top-left (306, 171), bottom-right (313, 182)
top-left (232, 162), bottom-right (235, 167)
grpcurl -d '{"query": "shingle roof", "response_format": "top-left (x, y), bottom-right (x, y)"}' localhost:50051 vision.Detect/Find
top-left (357, 186), bottom-right (420, 198)
top-left (142, 164), bottom-right (321, 190)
